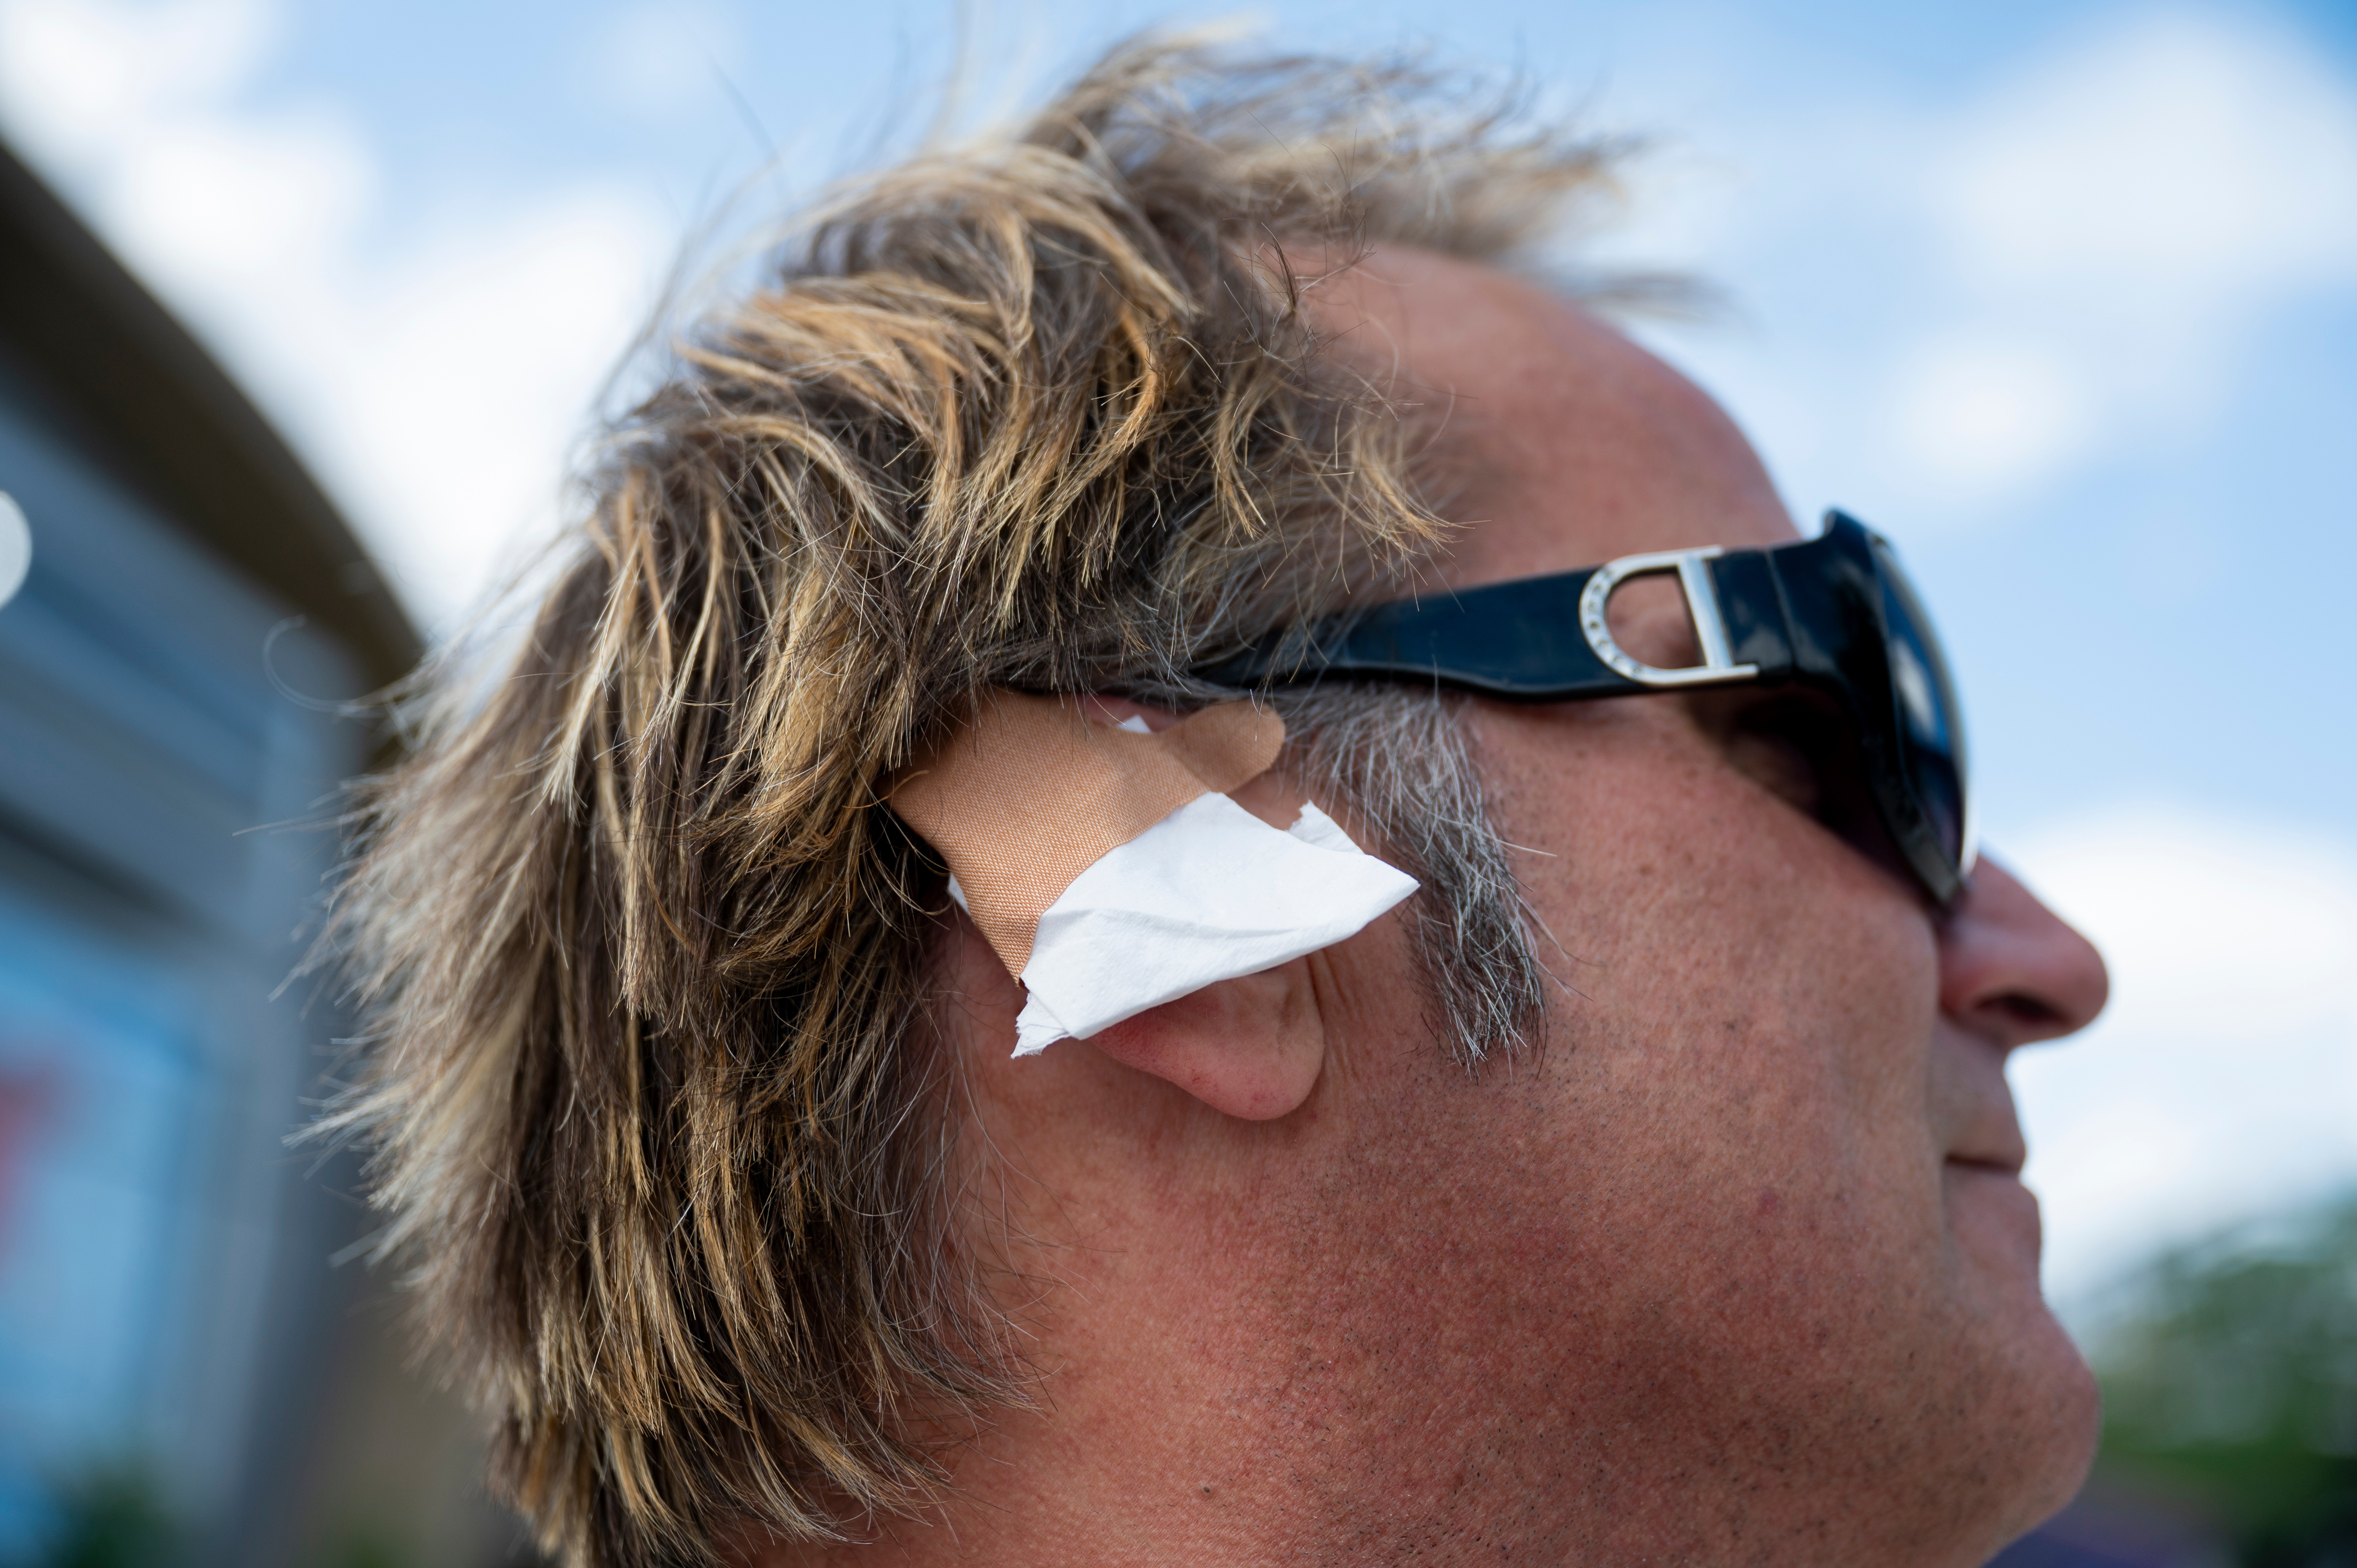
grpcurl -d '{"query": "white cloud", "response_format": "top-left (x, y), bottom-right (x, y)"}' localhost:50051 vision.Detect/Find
top-left (2003, 803), bottom-right (2357, 1313)
top-left (1939, 10), bottom-right (2357, 307)
top-left (1620, 7), bottom-right (2357, 529)
top-left (0, 0), bottom-right (276, 155)
top-left (1888, 8), bottom-right (2357, 503)
top-left (579, 1), bottom-right (743, 124)
top-left (332, 190), bottom-right (669, 617)
top-left (1890, 331), bottom-right (2094, 495)
top-left (0, 0), bottom-right (673, 633)
top-left (106, 109), bottom-right (376, 285)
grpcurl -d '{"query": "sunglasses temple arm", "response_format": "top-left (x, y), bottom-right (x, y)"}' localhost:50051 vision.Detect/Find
top-left (1201, 568), bottom-right (1680, 700)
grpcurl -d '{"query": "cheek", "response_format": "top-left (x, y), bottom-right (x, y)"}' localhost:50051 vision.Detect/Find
top-left (1479, 701), bottom-right (1937, 1166)
top-left (1464, 701), bottom-right (1952, 1357)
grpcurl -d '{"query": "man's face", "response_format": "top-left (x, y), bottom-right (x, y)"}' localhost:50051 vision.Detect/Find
top-left (941, 248), bottom-right (2112, 1566)
top-left (1265, 248), bottom-right (2112, 1559)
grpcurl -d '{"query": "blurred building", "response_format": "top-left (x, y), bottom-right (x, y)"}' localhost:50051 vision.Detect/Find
top-left (0, 142), bottom-right (530, 1566)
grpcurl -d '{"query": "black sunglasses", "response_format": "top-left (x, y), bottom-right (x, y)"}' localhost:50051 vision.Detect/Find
top-left (1195, 510), bottom-right (1976, 907)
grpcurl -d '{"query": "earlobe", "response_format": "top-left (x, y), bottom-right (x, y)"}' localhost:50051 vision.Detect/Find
top-left (1083, 957), bottom-right (1327, 1120)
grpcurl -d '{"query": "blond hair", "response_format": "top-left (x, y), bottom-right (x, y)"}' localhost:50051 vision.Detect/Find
top-left (325, 38), bottom-right (1615, 1565)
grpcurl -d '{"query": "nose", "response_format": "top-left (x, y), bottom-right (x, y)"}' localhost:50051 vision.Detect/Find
top-left (1937, 856), bottom-right (2110, 1051)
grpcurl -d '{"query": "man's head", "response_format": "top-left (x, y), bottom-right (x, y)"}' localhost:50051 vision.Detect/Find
top-left (330, 40), bottom-right (2106, 1568)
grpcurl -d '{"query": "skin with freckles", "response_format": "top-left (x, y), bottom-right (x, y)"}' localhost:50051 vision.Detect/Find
top-left (754, 248), bottom-right (2111, 1567)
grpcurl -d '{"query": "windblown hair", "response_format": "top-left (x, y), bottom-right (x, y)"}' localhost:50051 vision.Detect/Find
top-left (326, 38), bottom-right (1613, 1567)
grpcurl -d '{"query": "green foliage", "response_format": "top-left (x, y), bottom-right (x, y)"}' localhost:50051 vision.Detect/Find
top-left (312, 1521), bottom-right (415, 1568)
top-left (2095, 1196), bottom-right (2357, 1566)
top-left (36, 1463), bottom-right (176, 1568)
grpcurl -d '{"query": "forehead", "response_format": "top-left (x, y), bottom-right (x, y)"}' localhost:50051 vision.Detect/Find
top-left (1311, 247), bottom-right (1799, 589)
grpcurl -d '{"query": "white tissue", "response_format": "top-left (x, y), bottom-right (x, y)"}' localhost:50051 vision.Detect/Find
top-left (1004, 796), bottom-right (1417, 1057)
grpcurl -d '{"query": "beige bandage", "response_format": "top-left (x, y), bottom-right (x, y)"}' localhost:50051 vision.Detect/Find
top-left (890, 691), bottom-right (1285, 974)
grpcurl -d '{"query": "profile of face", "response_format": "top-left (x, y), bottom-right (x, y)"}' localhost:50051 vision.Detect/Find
top-left (907, 248), bottom-right (2112, 1568)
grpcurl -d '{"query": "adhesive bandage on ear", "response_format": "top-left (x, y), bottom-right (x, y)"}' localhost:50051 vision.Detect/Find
top-left (890, 691), bottom-right (1418, 1056)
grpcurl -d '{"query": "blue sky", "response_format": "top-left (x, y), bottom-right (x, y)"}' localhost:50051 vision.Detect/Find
top-left (0, 0), bottom-right (2352, 1322)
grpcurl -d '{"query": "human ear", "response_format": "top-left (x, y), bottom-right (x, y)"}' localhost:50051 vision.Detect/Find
top-left (1081, 956), bottom-right (1327, 1121)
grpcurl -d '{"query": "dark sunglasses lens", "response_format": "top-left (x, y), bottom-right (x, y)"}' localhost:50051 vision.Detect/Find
top-left (1870, 541), bottom-right (1970, 876)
